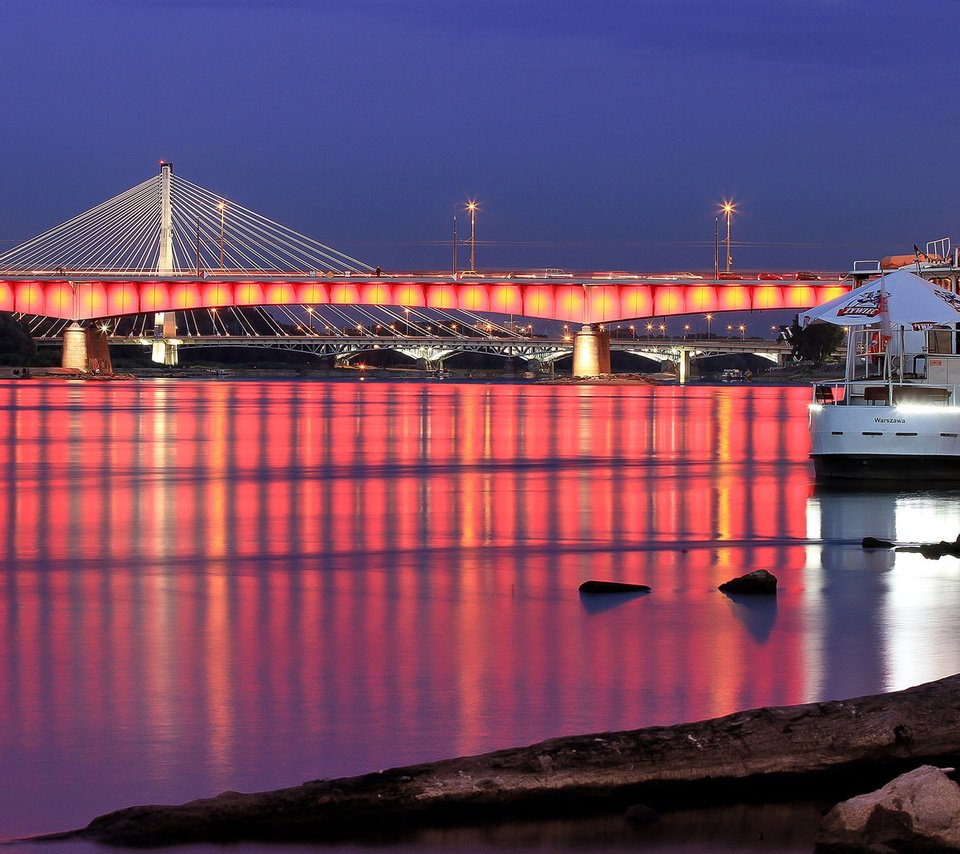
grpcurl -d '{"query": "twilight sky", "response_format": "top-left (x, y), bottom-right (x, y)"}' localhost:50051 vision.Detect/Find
top-left (1, 0), bottom-right (957, 274)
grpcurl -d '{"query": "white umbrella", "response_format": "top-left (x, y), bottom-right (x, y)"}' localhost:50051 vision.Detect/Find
top-left (801, 269), bottom-right (960, 330)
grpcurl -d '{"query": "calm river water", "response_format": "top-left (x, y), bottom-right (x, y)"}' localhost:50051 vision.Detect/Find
top-left (3, 378), bottom-right (960, 852)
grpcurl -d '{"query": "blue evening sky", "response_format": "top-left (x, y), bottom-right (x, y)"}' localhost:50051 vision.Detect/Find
top-left (1, 0), bottom-right (957, 274)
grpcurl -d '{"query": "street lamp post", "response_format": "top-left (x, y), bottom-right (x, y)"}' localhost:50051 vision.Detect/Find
top-left (706, 313), bottom-right (713, 338)
top-left (466, 201), bottom-right (477, 272)
top-left (452, 214), bottom-right (458, 279)
top-left (722, 202), bottom-right (735, 272)
top-left (714, 216), bottom-right (720, 279)
top-left (306, 306), bottom-right (313, 333)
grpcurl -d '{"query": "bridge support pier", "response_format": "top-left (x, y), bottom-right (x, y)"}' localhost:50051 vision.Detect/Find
top-left (572, 325), bottom-right (611, 377)
top-left (87, 328), bottom-right (113, 374)
top-left (678, 348), bottom-right (692, 384)
top-left (151, 312), bottom-right (179, 365)
top-left (62, 323), bottom-right (87, 371)
top-left (61, 323), bottom-right (113, 373)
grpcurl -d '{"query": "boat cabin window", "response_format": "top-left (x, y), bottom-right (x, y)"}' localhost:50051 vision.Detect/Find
top-left (927, 329), bottom-right (955, 354)
top-left (848, 328), bottom-right (889, 381)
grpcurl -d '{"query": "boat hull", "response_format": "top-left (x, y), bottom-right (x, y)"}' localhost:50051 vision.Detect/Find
top-left (812, 453), bottom-right (960, 481)
top-left (809, 401), bottom-right (960, 481)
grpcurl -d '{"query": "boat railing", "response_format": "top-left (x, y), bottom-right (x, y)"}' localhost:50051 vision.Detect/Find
top-left (812, 380), bottom-right (959, 407)
top-left (927, 237), bottom-right (952, 260)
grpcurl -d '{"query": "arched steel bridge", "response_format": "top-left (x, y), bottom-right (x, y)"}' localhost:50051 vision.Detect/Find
top-left (70, 331), bottom-right (793, 372)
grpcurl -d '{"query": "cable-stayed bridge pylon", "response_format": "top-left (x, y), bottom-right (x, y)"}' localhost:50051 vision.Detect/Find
top-left (0, 162), bottom-right (373, 278)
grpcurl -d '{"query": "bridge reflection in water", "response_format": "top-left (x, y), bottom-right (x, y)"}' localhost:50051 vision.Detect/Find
top-left (1, 380), bottom-right (959, 841)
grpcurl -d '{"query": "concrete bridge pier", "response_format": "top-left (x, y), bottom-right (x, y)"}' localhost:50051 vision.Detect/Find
top-left (572, 325), bottom-right (611, 377)
top-left (86, 328), bottom-right (113, 374)
top-left (61, 323), bottom-right (114, 373)
top-left (151, 312), bottom-right (179, 365)
top-left (677, 348), bottom-right (692, 384)
top-left (62, 322), bottom-right (87, 371)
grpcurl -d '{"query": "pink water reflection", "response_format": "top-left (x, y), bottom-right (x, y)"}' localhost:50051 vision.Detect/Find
top-left (0, 379), bottom-right (820, 839)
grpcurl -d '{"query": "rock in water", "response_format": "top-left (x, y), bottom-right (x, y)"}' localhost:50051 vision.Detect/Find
top-left (578, 580), bottom-right (650, 594)
top-left (861, 536), bottom-right (894, 549)
top-left (920, 540), bottom-right (960, 560)
top-left (816, 765), bottom-right (960, 852)
top-left (718, 570), bottom-right (777, 595)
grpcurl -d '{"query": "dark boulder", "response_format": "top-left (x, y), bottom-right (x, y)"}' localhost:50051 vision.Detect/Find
top-left (718, 570), bottom-right (777, 595)
top-left (920, 540), bottom-right (960, 560)
top-left (578, 580), bottom-right (650, 594)
top-left (861, 536), bottom-right (894, 549)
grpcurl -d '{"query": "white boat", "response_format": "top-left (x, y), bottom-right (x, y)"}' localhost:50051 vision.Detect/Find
top-left (805, 267), bottom-right (960, 480)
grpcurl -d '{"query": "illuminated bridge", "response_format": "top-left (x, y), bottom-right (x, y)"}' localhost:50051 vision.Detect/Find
top-left (0, 163), bottom-right (848, 374)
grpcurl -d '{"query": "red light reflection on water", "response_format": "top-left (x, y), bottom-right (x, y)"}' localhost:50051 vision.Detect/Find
top-left (0, 379), bottom-right (816, 838)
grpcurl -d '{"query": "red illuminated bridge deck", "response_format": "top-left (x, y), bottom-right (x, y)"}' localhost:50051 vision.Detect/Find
top-left (0, 273), bottom-right (849, 324)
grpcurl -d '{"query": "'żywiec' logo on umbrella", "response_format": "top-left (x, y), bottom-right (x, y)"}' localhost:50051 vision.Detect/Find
top-left (836, 289), bottom-right (882, 318)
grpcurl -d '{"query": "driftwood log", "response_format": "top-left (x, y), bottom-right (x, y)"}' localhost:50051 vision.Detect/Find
top-left (46, 674), bottom-right (960, 847)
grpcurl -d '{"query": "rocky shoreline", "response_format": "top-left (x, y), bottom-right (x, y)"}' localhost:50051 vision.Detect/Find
top-left (31, 673), bottom-right (960, 848)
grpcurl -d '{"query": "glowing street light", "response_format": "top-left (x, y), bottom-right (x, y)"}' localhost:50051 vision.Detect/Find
top-left (720, 201), bottom-right (735, 272)
top-left (705, 313), bottom-right (713, 338)
top-left (306, 305), bottom-right (314, 333)
top-left (738, 323), bottom-right (746, 340)
top-left (466, 200), bottom-right (478, 272)
top-left (659, 323), bottom-right (666, 339)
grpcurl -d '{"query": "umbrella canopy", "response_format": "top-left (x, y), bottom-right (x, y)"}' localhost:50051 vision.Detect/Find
top-left (801, 269), bottom-right (960, 330)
